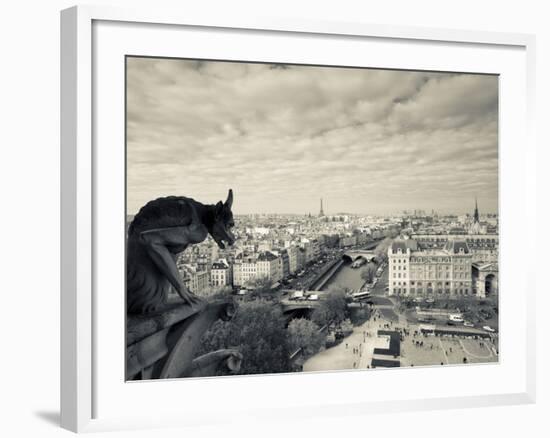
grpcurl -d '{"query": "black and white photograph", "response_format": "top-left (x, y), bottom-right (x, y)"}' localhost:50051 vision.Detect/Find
top-left (125, 56), bottom-right (499, 380)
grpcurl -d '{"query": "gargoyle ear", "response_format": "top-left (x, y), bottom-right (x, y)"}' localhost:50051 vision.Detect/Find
top-left (215, 201), bottom-right (224, 217)
top-left (225, 189), bottom-right (233, 209)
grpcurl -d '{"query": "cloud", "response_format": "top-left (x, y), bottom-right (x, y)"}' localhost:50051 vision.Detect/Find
top-left (126, 58), bottom-right (498, 215)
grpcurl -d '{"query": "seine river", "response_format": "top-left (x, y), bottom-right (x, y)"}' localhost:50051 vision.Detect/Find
top-left (320, 262), bottom-right (367, 292)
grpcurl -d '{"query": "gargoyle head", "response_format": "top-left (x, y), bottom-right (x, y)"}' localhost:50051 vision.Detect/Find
top-left (210, 189), bottom-right (236, 249)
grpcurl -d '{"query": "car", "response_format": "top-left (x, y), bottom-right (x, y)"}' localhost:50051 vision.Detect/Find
top-left (483, 325), bottom-right (496, 332)
top-left (463, 321), bottom-right (475, 327)
top-left (425, 298), bottom-right (435, 304)
top-left (448, 313), bottom-right (464, 323)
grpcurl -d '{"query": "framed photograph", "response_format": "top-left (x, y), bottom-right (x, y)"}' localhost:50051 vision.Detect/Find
top-left (61, 5), bottom-right (536, 432)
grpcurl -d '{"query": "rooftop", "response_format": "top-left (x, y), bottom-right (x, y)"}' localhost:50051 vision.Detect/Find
top-left (443, 240), bottom-right (470, 254)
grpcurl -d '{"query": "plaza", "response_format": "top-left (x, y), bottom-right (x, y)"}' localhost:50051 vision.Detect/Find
top-left (303, 295), bottom-right (498, 372)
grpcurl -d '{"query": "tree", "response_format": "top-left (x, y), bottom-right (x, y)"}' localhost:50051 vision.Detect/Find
top-left (374, 237), bottom-right (393, 263)
top-left (339, 318), bottom-right (354, 335)
top-left (361, 262), bottom-right (377, 284)
top-left (203, 285), bottom-right (233, 301)
top-left (198, 300), bottom-right (292, 375)
top-left (312, 288), bottom-right (348, 327)
top-left (287, 318), bottom-right (324, 356)
top-left (246, 276), bottom-right (273, 300)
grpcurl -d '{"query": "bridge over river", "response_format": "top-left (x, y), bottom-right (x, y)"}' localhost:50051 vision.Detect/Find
top-left (279, 240), bottom-right (385, 319)
top-left (308, 240), bottom-right (382, 291)
top-left (342, 250), bottom-right (376, 263)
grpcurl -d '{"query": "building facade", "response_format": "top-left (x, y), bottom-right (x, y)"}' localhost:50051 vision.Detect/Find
top-left (339, 235), bottom-right (357, 248)
top-left (388, 239), bottom-right (474, 298)
top-left (257, 251), bottom-right (283, 283)
top-left (472, 261), bottom-right (499, 298)
top-left (232, 253), bottom-right (258, 287)
top-left (232, 251), bottom-right (283, 286)
top-left (178, 264), bottom-right (210, 296)
top-left (411, 233), bottom-right (498, 264)
top-left (210, 259), bottom-right (232, 287)
top-left (287, 245), bottom-right (299, 274)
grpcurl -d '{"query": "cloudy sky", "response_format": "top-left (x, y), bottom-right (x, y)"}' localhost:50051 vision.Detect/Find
top-left (126, 57), bottom-right (498, 216)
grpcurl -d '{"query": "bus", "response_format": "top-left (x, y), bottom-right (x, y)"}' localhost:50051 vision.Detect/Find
top-left (351, 290), bottom-right (372, 301)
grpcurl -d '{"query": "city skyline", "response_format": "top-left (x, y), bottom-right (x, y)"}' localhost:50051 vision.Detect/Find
top-left (126, 58), bottom-right (498, 215)
top-left (126, 200), bottom-right (497, 219)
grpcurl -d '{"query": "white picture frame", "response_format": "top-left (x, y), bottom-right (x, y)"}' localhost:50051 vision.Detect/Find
top-left (60, 4), bottom-right (537, 433)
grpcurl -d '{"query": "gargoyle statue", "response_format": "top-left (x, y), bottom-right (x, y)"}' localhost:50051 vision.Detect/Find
top-left (127, 189), bottom-right (236, 314)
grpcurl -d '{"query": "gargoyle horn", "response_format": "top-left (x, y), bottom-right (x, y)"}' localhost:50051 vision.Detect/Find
top-left (225, 189), bottom-right (233, 208)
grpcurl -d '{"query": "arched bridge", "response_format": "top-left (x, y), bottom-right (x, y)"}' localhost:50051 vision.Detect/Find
top-left (280, 301), bottom-right (320, 312)
top-left (279, 299), bottom-right (321, 321)
top-left (342, 250), bottom-right (377, 263)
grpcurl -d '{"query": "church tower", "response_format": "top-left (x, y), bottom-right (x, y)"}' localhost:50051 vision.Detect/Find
top-left (469, 197), bottom-right (483, 234)
top-left (319, 198), bottom-right (324, 217)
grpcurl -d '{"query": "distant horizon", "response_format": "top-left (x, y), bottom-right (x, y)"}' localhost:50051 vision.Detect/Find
top-left (127, 58), bottom-right (498, 216)
top-left (126, 205), bottom-right (499, 217)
